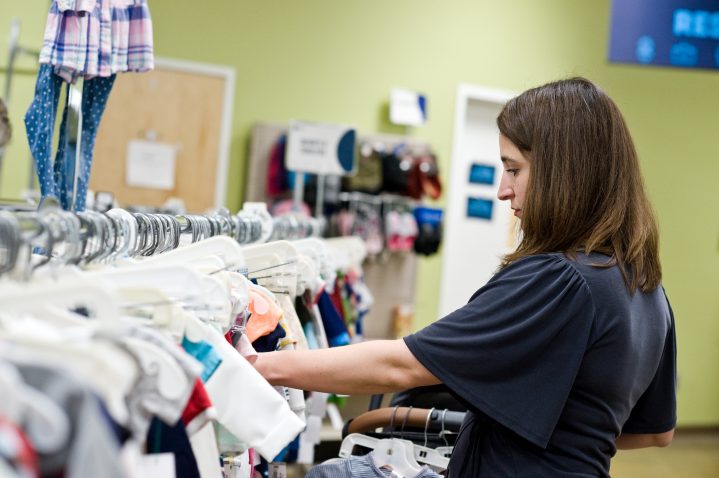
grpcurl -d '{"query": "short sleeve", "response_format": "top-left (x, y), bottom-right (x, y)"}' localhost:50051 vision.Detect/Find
top-left (621, 302), bottom-right (677, 434)
top-left (404, 254), bottom-right (595, 448)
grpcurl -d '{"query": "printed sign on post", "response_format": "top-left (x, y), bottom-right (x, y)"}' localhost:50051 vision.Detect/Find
top-left (286, 120), bottom-right (356, 175)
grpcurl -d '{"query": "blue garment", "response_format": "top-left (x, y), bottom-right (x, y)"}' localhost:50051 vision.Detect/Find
top-left (251, 322), bottom-right (286, 353)
top-left (303, 321), bottom-right (319, 350)
top-left (306, 452), bottom-right (442, 478)
top-left (147, 418), bottom-right (200, 478)
top-left (25, 64), bottom-right (115, 211)
top-left (181, 337), bottom-right (222, 383)
top-left (317, 290), bottom-right (349, 347)
top-left (25, 64), bottom-right (63, 201)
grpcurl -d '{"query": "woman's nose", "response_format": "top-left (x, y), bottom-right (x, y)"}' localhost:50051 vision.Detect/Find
top-left (497, 184), bottom-right (514, 201)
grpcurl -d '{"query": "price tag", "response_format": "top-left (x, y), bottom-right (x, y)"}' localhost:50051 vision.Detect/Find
top-left (269, 462), bottom-right (287, 478)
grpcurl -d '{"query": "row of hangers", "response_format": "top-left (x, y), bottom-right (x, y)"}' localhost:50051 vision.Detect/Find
top-left (0, 202), bottom-right (329, 279)
top-left (0, 202), bottom-right (367, 329)
top-left (339, 406), bottom-right (465, 477)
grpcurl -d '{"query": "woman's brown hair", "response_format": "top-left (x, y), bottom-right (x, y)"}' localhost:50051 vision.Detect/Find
top-left (497, 77), bottom-right (661, 293)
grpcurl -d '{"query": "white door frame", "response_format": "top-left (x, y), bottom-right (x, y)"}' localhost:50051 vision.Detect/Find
top-left (438, 83), bottom-right (516, 317)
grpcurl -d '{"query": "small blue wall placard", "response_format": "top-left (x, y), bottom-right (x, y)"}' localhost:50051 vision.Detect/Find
top-left (468, 163), bottom-right (496, 185)
top-left (609, 0), bottom-right (719, 70)
top-left (466, 197), bottom-right (493, 220)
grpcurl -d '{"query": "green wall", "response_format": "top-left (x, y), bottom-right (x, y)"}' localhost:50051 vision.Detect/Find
top-left (2, 0), bottom-right (718, 427)
top-left (0, 1), bottom-right (46, 198)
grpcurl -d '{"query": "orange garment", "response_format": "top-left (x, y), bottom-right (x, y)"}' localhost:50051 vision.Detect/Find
top-left (245, 287), bottom-right (283, 342)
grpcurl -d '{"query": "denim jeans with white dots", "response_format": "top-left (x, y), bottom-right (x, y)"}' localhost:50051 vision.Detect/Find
top-left (25, 64), bottom-right (116, 211)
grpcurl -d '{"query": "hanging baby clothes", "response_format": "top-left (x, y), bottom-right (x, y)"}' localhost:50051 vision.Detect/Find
top-left (305, 452), bottom-right (443, 478)
top-left (24, 64), bottom-right (64, 202)
top-left (27, 0), bottom-right (154, 211)
top-left (25, 64), bottom-right (116, 211)
top-left (40, 0), bottom-right (154, 83)
top-left (55, 74), bottom-right (116, 210)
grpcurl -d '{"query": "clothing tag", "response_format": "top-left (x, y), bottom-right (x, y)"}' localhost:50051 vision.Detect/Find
top-left (297, 436), bottom-right (315, 464)
top-left (302, 415), bottom-right (322, 444)
top-left (307, 392), bottom-right (329, 416)
top-left (136, 453), bottom-right (175, 478)
top-left (326, 402), bottom-right (344, 430)
top-left (269, 462), bottom-right (286, 478)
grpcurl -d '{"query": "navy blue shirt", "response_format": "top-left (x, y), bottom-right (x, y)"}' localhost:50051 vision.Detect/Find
top-left (404, 253), bottom-right (676, 477)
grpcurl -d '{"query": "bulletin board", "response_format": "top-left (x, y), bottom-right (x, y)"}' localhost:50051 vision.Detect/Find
top-left (90, 58), bottom-right (235, 213)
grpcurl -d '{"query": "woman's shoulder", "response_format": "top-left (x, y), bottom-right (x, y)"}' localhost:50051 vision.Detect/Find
top-left (505, 251), bottom-right (640, 304)
top-left (506, 251), bottom-right (615, 275)
top-left (502, 252), bottom-right (585, 274)
top-left (493, 252), bottom-right (610, 298)
top-left (488, 252), bottom-right (592, 296)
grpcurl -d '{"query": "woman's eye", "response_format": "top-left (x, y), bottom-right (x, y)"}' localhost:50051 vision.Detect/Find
top-left (505, 169), bottom-right (518, 177)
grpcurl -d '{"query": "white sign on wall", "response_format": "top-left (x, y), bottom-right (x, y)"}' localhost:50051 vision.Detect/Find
top-left (390, 88), bottom-right (428, 126)
top-left (286, 120), bottom-right (356, 176)
top-left (125, 139), bottom-right (177, 190)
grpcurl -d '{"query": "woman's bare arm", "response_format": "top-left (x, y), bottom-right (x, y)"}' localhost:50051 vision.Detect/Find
top-left (616, 430), bottom-right (675, 449)
top-left (254, 339), bottom-right (441, 395)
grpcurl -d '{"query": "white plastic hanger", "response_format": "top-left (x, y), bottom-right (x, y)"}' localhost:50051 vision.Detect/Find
top-left (243, 240), bottom-right (300, 297)
top-left (325, 236), bottom-right (367, 270)
top-left (339, 433), bottom-right (423, 478)
top-left (293, 237), bottom-right (331, 279)
top-left (122, 337), bottom-right (192, 406)
top-left (0, 277), bottom-right (120, 321)
top-left (86, 264), bottom-right (232, 327)
top-left (413, 407), bottom-right (450, 470)
top-left (0, 332), bottom-right (139, 428)
top-left (140, 236), bottom-right (246, 271)
top-left (295, 254), bottom-right (318, 296)
top-left (0, 361), bottom-right (70, 454)
top-left (225, 270), bottom-right (252, 317)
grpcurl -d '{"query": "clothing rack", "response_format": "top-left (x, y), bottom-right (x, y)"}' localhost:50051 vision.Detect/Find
top-left (0, 204), bottom-right (322, 275)
top-left (344, 407), bottom-right (465, 437)
top-left (343, 406), bottom-right (465, 450)
top-left (2, 18), bottom-right (40, 108)
top-left (1, 18), bottom-right (41, 186)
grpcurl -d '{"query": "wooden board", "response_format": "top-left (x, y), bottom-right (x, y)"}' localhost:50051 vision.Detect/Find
top-left (90, 68), bottom-right (225, 212)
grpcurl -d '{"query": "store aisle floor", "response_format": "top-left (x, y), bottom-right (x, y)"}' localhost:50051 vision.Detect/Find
top-left (611, 430), bottom-right (719, 478)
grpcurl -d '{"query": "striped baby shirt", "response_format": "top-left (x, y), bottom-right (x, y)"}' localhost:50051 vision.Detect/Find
top-left (39, 0), bottom-right (153, 82)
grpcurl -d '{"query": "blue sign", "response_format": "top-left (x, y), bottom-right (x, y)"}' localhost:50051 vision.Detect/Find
top-left (468, 163), bottom-right (496, 185)
top-left (466, 197), bottom-right (493, 221)
top-left (609, 0), bottom-right (719, 70)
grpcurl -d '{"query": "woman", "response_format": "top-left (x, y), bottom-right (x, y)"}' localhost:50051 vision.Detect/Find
top-left (255, 77), bottom-right (676, 477)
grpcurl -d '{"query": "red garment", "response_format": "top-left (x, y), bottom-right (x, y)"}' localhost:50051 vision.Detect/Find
top-left (181, 379), bottom-right (216, 435)
top-left (329, 280), bottom-right (346, 323)
top-left (0, 415), bottom-right (40, 478)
